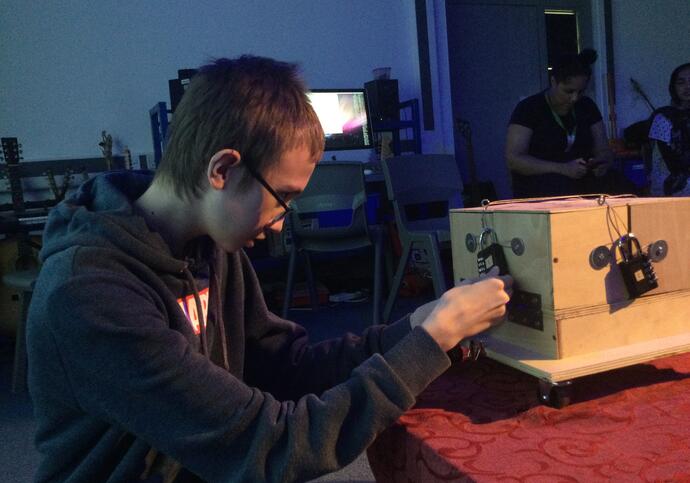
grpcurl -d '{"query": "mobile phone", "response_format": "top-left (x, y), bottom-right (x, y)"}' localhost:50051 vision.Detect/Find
top-left (586, 158), bottom-right (607, 168)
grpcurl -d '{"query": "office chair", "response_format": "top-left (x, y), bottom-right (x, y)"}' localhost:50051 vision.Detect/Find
top-left (381, 154), bottom-right (464, 322)
top-left (281, 162), bottom-right (383, 324)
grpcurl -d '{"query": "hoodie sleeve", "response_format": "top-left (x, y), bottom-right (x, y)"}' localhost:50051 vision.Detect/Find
top-left (232, 248), bottom-right (424, 401)
top-left (245, 314), bottom-right (420, 399)
top-left (243, 304), bottom-right (417, 401)
top-left (43, 271), bottom-right (450, 483)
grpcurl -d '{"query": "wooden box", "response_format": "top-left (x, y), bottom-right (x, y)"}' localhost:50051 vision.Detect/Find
top-left (450, 196), bottom-right (690, 381)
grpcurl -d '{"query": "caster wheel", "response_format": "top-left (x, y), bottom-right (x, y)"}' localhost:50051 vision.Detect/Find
top-left (538, 379), bottom-right (573, 408)
top-left (548, 385), bottom-right (573, 408)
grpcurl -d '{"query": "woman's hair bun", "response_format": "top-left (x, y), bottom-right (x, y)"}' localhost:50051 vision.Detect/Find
top-left (578, 48), bottom-right (598, 66)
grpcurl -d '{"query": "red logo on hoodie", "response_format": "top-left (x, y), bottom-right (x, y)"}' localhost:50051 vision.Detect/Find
top-left (177, 287), bottom-right (209, 335)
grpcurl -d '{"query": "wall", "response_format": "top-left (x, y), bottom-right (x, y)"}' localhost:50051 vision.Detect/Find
top-left (426, 0), bottom-right (455, 155)
top-left (0, 1), bottom-right (449, 162)
top-left (610, 0), bottom-right (690, 138)
top-left (5, 1), bottom-right (684, 191)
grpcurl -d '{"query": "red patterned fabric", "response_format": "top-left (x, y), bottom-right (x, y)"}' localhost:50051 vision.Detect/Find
top-left (368, 353), bottom-right (690, 482)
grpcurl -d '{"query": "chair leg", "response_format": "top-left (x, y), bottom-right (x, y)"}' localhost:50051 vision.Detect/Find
top-left (382, 229), bottom-right (395, 290)
top-left (12, 290), bottom-right (31, 393)
top-left (304, 252), bottom-right (319, 311)
top-left (372, 233), bottom-right (383, 325)
top-left (282, 246), bottom-right (298, 318)
top-left (383, 241), bottom-right (412, 323)
top-left (426, 235), bottom-right (448, 298)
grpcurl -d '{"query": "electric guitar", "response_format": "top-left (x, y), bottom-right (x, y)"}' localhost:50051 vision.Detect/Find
top-left (99, 130), bottom-right (113, 171)
top-left (455, 119), bottom-right (497, 207)
top-left (1, 137), bottom-right (38, 270)
top-left (45, 167), bottom-right (74, 202)
top-left (630, 78), bottom-right (655, 113)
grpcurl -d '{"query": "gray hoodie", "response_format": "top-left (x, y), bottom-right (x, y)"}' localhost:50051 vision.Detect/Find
top-left (27, 171), bottom-right (450, 482)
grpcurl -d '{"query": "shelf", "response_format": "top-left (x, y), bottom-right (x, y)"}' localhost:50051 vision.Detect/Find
top-left (370, 99), bottom-right (422, 156)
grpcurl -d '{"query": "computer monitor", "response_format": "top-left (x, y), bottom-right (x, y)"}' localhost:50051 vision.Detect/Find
top-left (307, 89), bottom-right (373, 151)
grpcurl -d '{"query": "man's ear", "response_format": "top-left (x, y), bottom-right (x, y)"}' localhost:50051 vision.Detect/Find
top-left (549, 76), bottom-right (557, 89)
top-left (207, 149), bottom-right (242, 190)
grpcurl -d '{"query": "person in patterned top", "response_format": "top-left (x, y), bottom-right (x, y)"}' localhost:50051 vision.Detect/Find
top-left (648, 62), bottom-right (690, 196)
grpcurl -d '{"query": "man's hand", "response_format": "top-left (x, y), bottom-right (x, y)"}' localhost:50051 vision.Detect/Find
top-left (588, 157), bottom-right (611, 177)
top-left (411, 267), bottom-right (513, 352)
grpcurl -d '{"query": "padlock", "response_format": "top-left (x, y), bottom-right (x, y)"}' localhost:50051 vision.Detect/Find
top-left (616, 234), bottom-right (658, 298)
top-left (477, 228), bottom-right (509, 275)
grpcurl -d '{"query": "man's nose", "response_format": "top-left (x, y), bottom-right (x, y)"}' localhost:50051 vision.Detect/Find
top-left (268, 218), bottom-right (285, 233)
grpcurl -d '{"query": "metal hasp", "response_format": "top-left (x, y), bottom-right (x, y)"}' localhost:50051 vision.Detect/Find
top-left (589, 245), bottom-right (612, 269)
top-left (647, 239), bottom-right (668, 262)
top-left (465, 233), bottom-right (477, 252)
top-left (510, 237), bottom-right (525, 256)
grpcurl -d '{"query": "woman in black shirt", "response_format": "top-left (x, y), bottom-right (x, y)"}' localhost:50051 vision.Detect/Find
top-left (505, 49), bottom-right (614, 198)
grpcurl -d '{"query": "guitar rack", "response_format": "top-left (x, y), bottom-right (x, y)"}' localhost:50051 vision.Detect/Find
top-left (0, 152), bottom-right (147, 236)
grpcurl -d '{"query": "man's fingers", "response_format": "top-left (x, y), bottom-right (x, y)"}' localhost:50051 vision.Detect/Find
top-left (497, 274), bottom-right (513, 289)
top-left (457, 265), bottom-right (501, 286)
top-left (475, 273), bottom-right (513, 292)
top-left (484, 266), bottom-right (500, 278)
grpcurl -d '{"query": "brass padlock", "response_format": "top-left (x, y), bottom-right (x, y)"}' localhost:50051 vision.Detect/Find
top-left (477, 227), bottom-right (509, 275)
top-left (616, 234), bottom-right (658, 298)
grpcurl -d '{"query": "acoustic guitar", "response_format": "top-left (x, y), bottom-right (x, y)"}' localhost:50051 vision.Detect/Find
top-left (1, 137), bottom-right (38, 270)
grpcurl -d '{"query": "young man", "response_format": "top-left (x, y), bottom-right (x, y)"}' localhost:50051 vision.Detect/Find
top-left (27, 55), bottom-right (512, 482)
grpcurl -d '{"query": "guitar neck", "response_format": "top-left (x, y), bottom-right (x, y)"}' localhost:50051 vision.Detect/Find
top-left (6, 165), bottom-right (26, 213)
top-left (455, 120), bottom-right (484, 206)
top-left (1, 137), bottom-right (26, 214)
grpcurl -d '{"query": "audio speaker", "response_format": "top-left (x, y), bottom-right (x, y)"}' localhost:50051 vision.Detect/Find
top-left (169, 69), bottom-right (198, 113)
top-left (364, 79), bottom-right (400, 122)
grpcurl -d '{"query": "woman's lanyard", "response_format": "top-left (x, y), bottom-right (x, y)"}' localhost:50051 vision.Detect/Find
top-left (545, 93), bottom-right (577, 151)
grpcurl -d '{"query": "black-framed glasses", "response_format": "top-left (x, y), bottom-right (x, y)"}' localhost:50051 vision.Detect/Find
top-left (245, 164), bottom-right (292, 225)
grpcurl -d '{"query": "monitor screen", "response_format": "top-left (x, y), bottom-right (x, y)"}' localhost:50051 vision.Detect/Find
top-left (307, 89), bottom-right (373, 151)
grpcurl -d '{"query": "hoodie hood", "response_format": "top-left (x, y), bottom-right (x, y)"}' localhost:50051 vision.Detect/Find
top-left (40, 170), bottom-right (187, 275)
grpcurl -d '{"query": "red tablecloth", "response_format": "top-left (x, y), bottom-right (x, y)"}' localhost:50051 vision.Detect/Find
top-left (368, 352), bottom-right (690, 482)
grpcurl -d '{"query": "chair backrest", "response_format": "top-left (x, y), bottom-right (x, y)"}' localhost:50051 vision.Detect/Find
top-left (289, 162), bottom-right (370, 245)
top-left (382, 154), bottom-right (464, 235)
